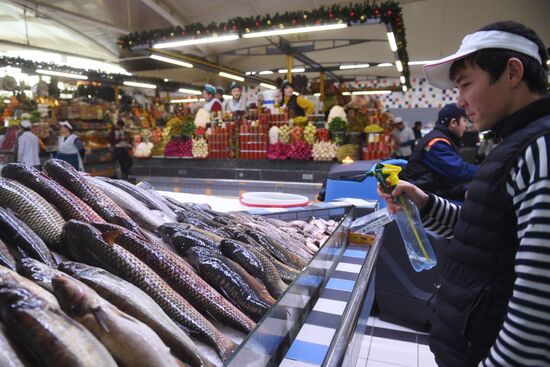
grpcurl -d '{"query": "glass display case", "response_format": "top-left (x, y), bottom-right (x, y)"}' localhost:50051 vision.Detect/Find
top-left (227, 202), bottom-right (382, 367)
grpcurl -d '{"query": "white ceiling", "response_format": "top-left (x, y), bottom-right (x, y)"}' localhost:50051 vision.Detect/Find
top-left (1, 0), bottom-right (549, 86)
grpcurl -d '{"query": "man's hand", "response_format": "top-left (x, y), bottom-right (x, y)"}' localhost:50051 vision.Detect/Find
top-left (377, 180), bottom-right (429, 213)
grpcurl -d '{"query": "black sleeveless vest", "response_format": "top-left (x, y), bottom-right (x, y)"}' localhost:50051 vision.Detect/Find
top-left (403, 126), bottom-right (467, 200)
top-left (429, 96), bottom-right (550, 366)
top-left (281, 95), bottom-right (305, 117)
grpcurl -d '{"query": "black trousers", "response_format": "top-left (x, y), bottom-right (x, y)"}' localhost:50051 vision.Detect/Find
top-left (114, 147), bottom-right (133, 177)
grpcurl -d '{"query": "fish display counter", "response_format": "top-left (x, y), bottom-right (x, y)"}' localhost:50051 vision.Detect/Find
top-left (0, 159), bottom-right (381, 367)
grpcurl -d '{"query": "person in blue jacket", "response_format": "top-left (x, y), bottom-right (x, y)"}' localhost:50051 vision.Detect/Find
top-left (402, 103), bottom-right (478, 201)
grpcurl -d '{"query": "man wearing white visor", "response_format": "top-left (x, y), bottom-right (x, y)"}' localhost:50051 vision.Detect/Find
top-left (378, 21), bottom-right (549, 366)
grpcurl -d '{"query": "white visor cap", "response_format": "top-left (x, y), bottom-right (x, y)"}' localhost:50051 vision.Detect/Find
top-left (424, 30), bottom-right (542, 89)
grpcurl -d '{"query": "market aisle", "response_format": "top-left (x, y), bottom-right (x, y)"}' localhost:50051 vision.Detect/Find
top-left (356, 317), bottom-right (437, 367)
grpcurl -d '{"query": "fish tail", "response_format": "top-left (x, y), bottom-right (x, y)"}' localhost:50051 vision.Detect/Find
top-left (216, 335), bottom-right (237, 362)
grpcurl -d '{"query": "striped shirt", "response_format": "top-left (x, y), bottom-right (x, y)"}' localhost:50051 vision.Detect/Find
top-left (420, 134), bottom-right (550, 366)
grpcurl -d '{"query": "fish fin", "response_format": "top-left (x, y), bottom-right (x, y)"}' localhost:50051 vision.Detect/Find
top-left (91, 306), bottom-right (110, 332)
top-left (101, 231), bottom-right (120, 245)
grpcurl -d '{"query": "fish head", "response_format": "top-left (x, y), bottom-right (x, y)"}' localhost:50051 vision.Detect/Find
top-left (1, 163), bottom-right (38, 179)
top-left (156, 222), bottom-right (187, 238)
top-left (185, 246), bottom-right (213, 270)
top-left (51, 275), bottom-right (92, 317)
top-left (0, 280), bottom-right (44, 310)
top-left (42, 158), bottom-right (78, 179)
top-left (58, 261), bottom-right (100, 278)
top-left (16, 258), bottom-right (55, 283)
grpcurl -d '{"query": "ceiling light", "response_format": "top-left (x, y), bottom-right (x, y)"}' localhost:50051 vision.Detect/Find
top-left (178, 88), bottom-right (201, 95)
top-left (278, 67), bottom-right (306, 73)
top-left (339, 64), bottom-right (370, 70)
top-left (402, 85), bottom-right (408, 92)
top-left (35, 69), bottom-right (88, 80)
top-left (260, 83), bottom-right (276, 89)
top-left (292, 91), bottom-right (299, 96)
top-left (218, 71), bottom-right (245, 82)
top-left (153, 34), bottom-right (239, 49)
top-left (408, 60), bottom-right (434, 66)
top-left (150, 54), bottom-right (193, 68)
top-left (314, 93), bottom-right (321, 97)
top-left (395, 60), bottom-right (403, 72)
top-left (123, 81), bottom-right (157, 89)
top-left (342, 91), bottom-right (351, 96)
top-left (170, 98), bottom-right (202, 103)
top-left (352, 90), bottom-right (392, 95)
top-left (387, 32), bottom-right (398, 52)
top-left (243, 23), bottom-right (347, 39)
top-left (377, 63), bottom-right (393, 67)
top-left (223, 94), bottom-right (233, 99)
top-left (245, 71), bottom-right (257, 75)
top-left (163, 78), bottom-right (169, 82)
top-left (258, 70), bottom-right (274, 75)
top-left (400, 76), bottom-right (406, 84)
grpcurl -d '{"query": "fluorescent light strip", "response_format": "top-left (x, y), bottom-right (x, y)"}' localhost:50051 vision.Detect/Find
top-left (258, 70), bottom-right (274, 75)
top-left (400, 76), bottom-right (406, 84)
top-left (218, 71), bottom-right (244, 82)
top-left (352, 90), bottom-right (392, 95)
top-left (377, 63), bottom-right (393, 67)
top-left (314, 93), bottom-right (321, 97)
top-left (223, 95), bottom-right (233, 99)
top-left (153, 34), bottom-right (239, 49)
top-left (260, 83), bottom-right (277, 89)
top-left (36, 69), bottom-right (88, 80)
top-left (245, 71), bottom-right (257, 75)
top-left (292, 91), bottom-right (299, 96)
top-left (339, 63), bottom-right (370, 70)
top-left (243, 23), bottom-right (347, 38)
top-left (342, 91), bottom-right (351, 96)
top-left (402, 85), bottom-right (408, 92)
top-left (150, 54), bottom-right (193, 68)
top-left (123, 81), bottom-right (157, 89)
top-left (170, 98), bottom-right (203, 103)
top-left (395, 60), bottom-right (403, 72)
top-left (387, 32), bottom-right (397, 52)
top-left (178, 88), bottom-right (202, 95)
top-left (278, 67), bottom-right (306, 73)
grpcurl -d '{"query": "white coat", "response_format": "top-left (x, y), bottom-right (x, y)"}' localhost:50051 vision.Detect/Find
top-left (17, 131), bottom-right (40, 166)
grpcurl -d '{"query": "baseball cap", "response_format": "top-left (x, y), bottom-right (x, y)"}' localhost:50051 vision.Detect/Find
top-left (203, 84), bottom-right (216, 94)
top-left (424, 30), bottom-right (543, 89)
top-left (229, 81), bottom-right (240, 90)
top-left (437, 103), bottom-right (467, 125)
top-left (20, 120), bottom-right (32, 129)
top-left (59, 121), bottom-right (73, 130)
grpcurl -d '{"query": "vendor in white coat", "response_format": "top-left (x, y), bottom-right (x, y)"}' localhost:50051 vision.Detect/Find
top-left (17, 120), bottom-right (40, 167)
top-left (56, 121), bottom-right (85, 171)
top-left (224, 82), bottom-right (246, 114)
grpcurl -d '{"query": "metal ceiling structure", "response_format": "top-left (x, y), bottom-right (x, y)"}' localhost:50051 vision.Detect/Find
top-left (1, 0), bottom-right (549, 89)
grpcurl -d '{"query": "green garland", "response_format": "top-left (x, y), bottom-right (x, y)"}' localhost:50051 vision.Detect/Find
top-left (118, 1), bottom-right (409, 81)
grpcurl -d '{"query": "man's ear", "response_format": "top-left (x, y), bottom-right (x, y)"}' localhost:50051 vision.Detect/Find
top-left (449, 118), bottom-right (458, 127)
top-left (506, 58), bottom-right (524, 88)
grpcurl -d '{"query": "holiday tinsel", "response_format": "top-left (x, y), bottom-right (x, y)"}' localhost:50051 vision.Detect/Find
top-left (118, 1), bottom-right (409, 80)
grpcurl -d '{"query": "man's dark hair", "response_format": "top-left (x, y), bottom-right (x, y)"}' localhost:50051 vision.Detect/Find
top-left (450, 21), bottom-right (548, 95)
top-left (414, 121), bottom-right (422, 128)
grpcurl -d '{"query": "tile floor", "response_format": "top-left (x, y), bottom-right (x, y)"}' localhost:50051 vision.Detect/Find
top-left (356, 317), bottom-right (437, 367)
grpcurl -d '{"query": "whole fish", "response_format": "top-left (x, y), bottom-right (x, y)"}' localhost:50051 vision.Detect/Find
top-left (0, 208), bottom-right (56, 267)
top-left (176, 215), bottom-right (231, 238)
top-left (0, 178), bottom-right (64, 249)
top-left (227, 229), bottom-right (300, 283)
top-left (17, 257), bottom-right (62, 292)
top-left (93, 222), bottom-right (256, 334)
top-left (0, 238), bottom-right (16, 271)
top-left (2, 163), bottom-right (104, 223)
top-left (0, 284), bottom-right (117, 367)
top-left (245, 229), bottom-right (307, 270)
top-left (157, 223), bottom-right (221, 254)
top-left (99, 177), bottom-right (176, 219)
top-left (0, 264), bottom-right (60, 308)
top-left (186, 247), bottom-right (276, 322)
top-left (42, 159), bottom-right (137, 231)
top-left (0, 323), bottom-right (26, 367)
top-left (62, 220), bottom-right (237, 362)
top-left (87, 177), bottom-right (170, 231)
top-left (59, 261), bottom-right (211, 367)
top-left (52, 274), bottom-right (181, 367)
top-left (220, 239), bottom-right (287, 299)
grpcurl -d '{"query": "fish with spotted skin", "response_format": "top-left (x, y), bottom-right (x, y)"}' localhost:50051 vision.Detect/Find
top-left (0, 178), bottom-right (64, 250)
top-left (42, 159), bottom-right (138, 231)
top-left (59, 261), bottom-right (212, 367)
top-left (62, 220), bottom-right (237, 362)
top-left (2, 163), bottom-right (104, 223)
